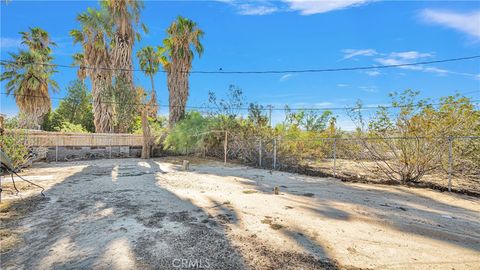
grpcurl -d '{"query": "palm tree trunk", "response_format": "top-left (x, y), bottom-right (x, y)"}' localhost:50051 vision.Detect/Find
top-left (112, 34), bottom-right (135, 133)
top-left (168, 63), bottom-right (190, 127)
top-left (92, 75), bottom-right (115, 133)
top-left (149, 74), bottom-right (158, 118)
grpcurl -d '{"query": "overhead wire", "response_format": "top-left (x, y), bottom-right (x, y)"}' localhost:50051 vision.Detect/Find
top-left (1, 55), bottom-right (479, 74)
top-left (1, 92), bottom-right (478, 112)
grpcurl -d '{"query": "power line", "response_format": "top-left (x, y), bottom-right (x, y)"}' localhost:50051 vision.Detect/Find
top-left (1, 92), bottom-right (478, 112)
top-left (1, 55), bottom-right (479, 74)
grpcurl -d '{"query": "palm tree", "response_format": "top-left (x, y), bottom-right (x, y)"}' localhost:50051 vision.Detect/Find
top-left (0, 27), bottom-right (58, 129)
top-left (136, 46), bottom-right (160, 117)
top-left (71, 8), bottom-right (116, 133)
top-left (20, 27), bottom-right (56, 53)
top-left (103, 0), bottom-right (144, 81)
top-left (160, 16), bottom-right (204, 126)
top-left (72, 53), bottom-right (87, 81)
top-left (103, 0), bottom-right (146, 132)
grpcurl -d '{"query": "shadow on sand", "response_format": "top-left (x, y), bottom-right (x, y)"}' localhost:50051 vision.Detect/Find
top-left (1, 160), bottom-right (246, 270)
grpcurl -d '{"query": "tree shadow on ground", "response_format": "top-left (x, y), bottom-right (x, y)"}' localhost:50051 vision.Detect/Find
top-left (1, 160), bottom-right (246, 270)
top-left (189, 160), bottom-right (480, 254)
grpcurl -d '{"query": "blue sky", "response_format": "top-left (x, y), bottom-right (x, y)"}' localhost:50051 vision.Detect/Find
top-left (1, 0), bottom-right (479, 129)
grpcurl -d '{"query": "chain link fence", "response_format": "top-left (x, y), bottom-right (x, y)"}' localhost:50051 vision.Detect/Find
top-left (186, 132), bottom-right (479, 195)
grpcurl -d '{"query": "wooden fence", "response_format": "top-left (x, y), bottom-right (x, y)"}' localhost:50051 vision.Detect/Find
top-left (5, 130), bottom-right (144, 147)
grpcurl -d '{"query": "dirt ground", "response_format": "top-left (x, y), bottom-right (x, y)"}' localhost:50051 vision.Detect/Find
top-left (300, 159), bottom-right (480, 195)
top-left (1, 157), bottom-right (479, 270)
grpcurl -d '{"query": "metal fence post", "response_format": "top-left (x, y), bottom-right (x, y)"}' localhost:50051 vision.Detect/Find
top-left (448, 136), bottom-right (453, 192)
top-left (224, 131), bottom-right (228, 165)
top-left (333, 138), bottom-right (337, 177)
top-left (268, 105), bottom-right (272, 127)
top-left (55, 135), bottom-right (58, 162)
top-left (258, 138), bottom-right (262, 167)
top-left (273, 137), bottom-right (277, 170)
top-left (109, 136), bottom-right (112, 159)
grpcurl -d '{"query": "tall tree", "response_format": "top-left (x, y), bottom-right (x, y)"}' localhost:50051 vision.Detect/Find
top-left (103, 0), bottom-right (146, 133)
top-left (71, 8), bottom-right (116, 133)
top-left (136, 45), bottom-right (160, 117)
top-left (0, 27), bottom-right (58, 129)
top-left (160, 16), bottom-right (204, 126)
top-left (56, 80), bottom-right (95, 132)
top-left (20, 27), bottom-right (56, 52)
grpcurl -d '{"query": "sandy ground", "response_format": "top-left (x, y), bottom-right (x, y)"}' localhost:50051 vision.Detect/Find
top-left (300, 159), bottom-right (480, 194)
top-left (1, 157), bottom-right (479, 270)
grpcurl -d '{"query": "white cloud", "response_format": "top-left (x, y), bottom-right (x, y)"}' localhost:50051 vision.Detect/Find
top-left (337, 83), bottom-right (349, 87)
top-left (423, 67), bottom-right (449, 75)
top-left (341, 50), bottom-right (447, 77)
top-left (220, 0), bottom-right (279, 16)
top-left (237, 3), bottom-right (278, 15)
top-left (373, 54), bottom-right (476, 77)
top-left (374, 57), bottom-right (420, 69)
top-left (279, 73), bottom-right (294, 81)
top-left (284, 0), bottom-right (370, 15)
top-left (364, 70), bottom-right (380, 76)
top-left (0, 37), bottom-right (22, 49)
top-left (421, 9), bottom-right (480, 40)
top-left (374, 51), bottom-right (447, 75)
top-left (342, 49), bottom-right (470, 78)
top-left (389, 51), bottom-right (433, 60)
top-left (219, 0), bottom-right (373, 16)
top-left (314, 102), bottom-right (335, 107)
top-left (359, 86), bottom-right (377, 92)
top-left (292, 101), bottom-right (335, 108)
top-left (342, 49), bottom-right (377, 59)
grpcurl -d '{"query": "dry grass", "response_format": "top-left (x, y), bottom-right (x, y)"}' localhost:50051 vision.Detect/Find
top-left (0, 229), bottom-right (22, 253)
top-left (304, 158), bottom-right (480, 195)
top-left (261, 216), bottom-right (283, 230)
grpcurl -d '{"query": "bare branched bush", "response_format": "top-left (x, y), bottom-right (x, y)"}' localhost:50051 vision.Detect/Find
top-left (348, 90), bottom-right (479, 183)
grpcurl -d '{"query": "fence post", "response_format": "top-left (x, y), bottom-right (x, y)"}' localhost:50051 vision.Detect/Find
top-left (273, 137), bottom-right (277, 170)
top-left (224, 131), bottom-right (227, 165)
top-left (268, 105), bottom-right (272, 127)
top-left (258, 138), bottom-right (262, 167)
top-left (109, 136), bottom-right (112, 159)
top-left (333, 138), bottom-right (337, 177)
top-left (448, 136), bottom-right (453, 192)
top-left (55, 135), bottom-right (58, 162)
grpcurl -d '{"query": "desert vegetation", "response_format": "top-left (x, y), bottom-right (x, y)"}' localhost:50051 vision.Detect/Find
top-left (163, 87), bottom-right (479, 192)
top-left (1, 1), bottom-right (480, 270)
top-left (0, 0), bottom-right (478, 192)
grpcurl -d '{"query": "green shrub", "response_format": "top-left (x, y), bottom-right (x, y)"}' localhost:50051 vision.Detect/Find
top-left (0, 133), bottom-right (29, 169)
top-left (59, 122), bottom-right (88, 133)
top-left (42, 111), bottom-right (65, 131)
top-left (164, 112), bottom-right (210, 153)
